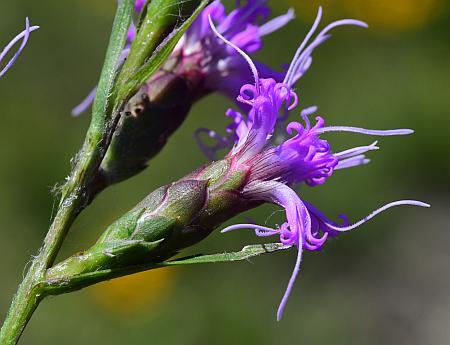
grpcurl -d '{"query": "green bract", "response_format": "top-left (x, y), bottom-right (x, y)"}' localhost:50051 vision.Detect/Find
top-left (48, 157), bottom-right (257, 282)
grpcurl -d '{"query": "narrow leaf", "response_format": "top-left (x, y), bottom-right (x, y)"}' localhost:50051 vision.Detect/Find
top-left (60, 0), bottom-right (134, 203)
top-left (93, 0), bottom-right (135, 120)
top-left (167, 243), bottom-right (291, 265)
top-left (115, 0), bottom-right (210, 105)
top-left (43, 243), bottom-right (290, 295)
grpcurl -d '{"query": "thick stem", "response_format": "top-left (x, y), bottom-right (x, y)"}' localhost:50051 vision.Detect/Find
top-left (0, 283), bottom-right (43, 345)
top-left (0, 94), bottom-right (118, 345)
top-left (0, 117), bottom-right (122, 344)
top-left (0, 1), bottom-right (135, 343)
top-left (0, 1), bottom-right (209, 342)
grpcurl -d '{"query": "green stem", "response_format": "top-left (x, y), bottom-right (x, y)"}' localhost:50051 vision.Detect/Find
top-left (0, 201), bottom-right (80, 344)
top-left (0, 1), bottom-right (209, 343)
top-left (0, 282), bottom-right (43, 345)
top-left (0, 1), bottom-right (135, 344)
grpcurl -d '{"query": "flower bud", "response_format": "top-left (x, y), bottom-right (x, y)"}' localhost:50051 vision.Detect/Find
top-left (92, 70), bottom-right (201, 193)
top-left (48, 158), bottom-right (256, 279)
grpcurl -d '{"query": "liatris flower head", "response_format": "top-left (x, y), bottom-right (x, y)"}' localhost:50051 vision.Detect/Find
top-left (52, 4), bottom-right (428, 323)
top-left (0, 18), bottom-right (39, 78)
top-left (195, 8), bottom-right (430, 320)
top-left (72, 0), bottom-right (294, 116)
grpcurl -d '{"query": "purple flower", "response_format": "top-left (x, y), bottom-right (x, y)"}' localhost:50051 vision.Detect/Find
top-left (72, 0), bottom-right (294, 115)
top-left (197, 9), bottom-right (430, 321)
top-left (177, 0), bottom-right (294, 99)
top-left (0, 18), bottom-right (39, 78)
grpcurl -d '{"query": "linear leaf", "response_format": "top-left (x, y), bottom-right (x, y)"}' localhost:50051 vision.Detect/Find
top-left (44, 243), bottom-right (290, 295)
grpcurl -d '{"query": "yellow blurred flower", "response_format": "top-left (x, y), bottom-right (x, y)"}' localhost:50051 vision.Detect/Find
top-left (284, 0), bottom-right (443, 32)
top-left (90, 268), bottom-right (176, 315)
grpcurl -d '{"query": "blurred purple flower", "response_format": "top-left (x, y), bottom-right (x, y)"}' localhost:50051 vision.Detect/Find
top-left (0, 18), bottom-right (39, 78)
top-left (134, 0), bottom-right (146, 13)
top-left (197, 9), bottom-right (430, 321)
top-left (72, 0), bottom-right (294, 116)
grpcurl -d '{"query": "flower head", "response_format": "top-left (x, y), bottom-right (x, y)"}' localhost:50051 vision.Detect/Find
top-left (72, 0), bottom-right (294, 115)
top-left (177, 0), bottom-right (294, 99)
top-left (196, 8), bottom-right (430, 321)
top-left (0, 18), bottom-right (39, 78)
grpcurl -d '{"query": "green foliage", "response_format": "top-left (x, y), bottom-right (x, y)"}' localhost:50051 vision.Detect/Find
top-left (113, 0), bottom-right (210, 110)
top-left (44, 242), bottom-right (289, 295)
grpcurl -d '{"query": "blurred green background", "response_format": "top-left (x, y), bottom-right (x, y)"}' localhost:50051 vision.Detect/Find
top-left (1, 0), bottom-right (449, 344)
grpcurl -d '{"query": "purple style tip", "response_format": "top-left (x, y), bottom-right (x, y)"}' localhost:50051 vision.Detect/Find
top-left (259, 8), bottom-right (295, 36)
top-left (71, 87), bottom-right (97, 117)
top-left (0, 18), bottom-right (39, 78)
top-left (317, 126), bottom-right (414, 136)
